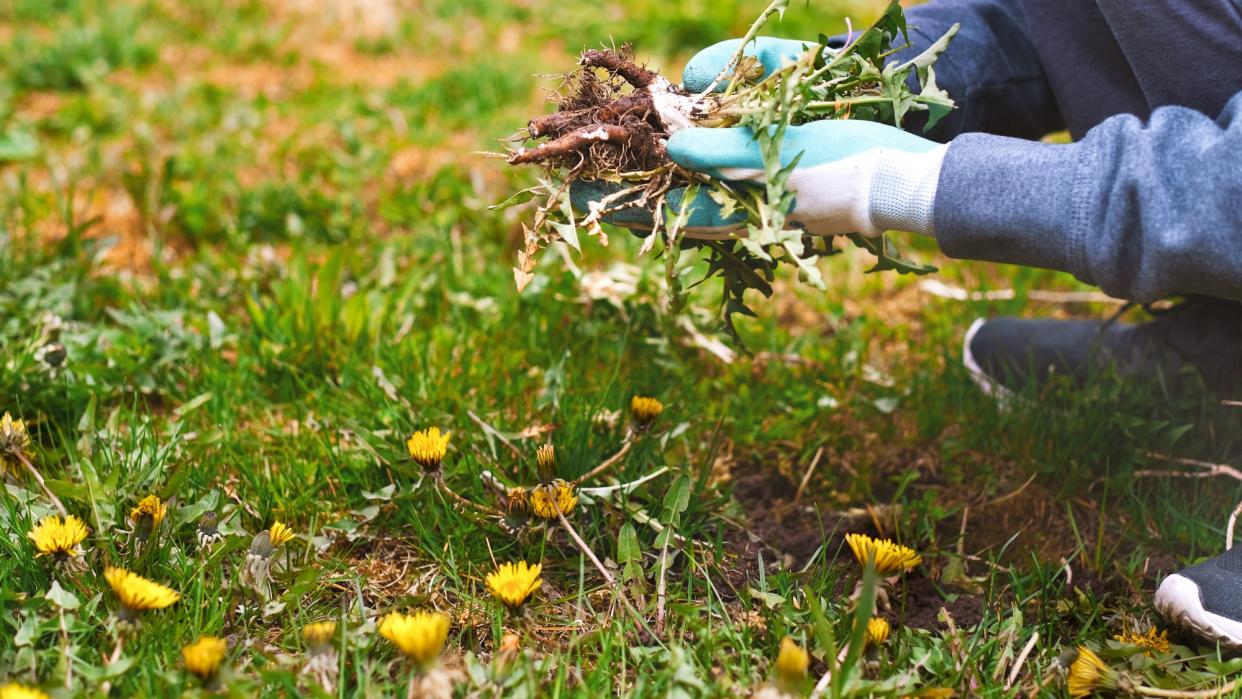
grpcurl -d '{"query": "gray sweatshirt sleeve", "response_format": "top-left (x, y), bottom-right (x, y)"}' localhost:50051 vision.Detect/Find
top-left (933, 91), bottom-right (1242, 303)
top-left (894, 0), bottom-right (1064, 141)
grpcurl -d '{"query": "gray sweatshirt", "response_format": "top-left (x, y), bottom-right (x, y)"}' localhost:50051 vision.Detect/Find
top-left (891, 0), bottom-right (1242, 303)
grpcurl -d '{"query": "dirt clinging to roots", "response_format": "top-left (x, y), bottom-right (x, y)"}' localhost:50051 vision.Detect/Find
top-left (509, 47), bottom-right (678, 174)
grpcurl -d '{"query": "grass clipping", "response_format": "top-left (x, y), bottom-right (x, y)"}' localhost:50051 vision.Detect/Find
top-left (500, 1), bottom-right (959, 340)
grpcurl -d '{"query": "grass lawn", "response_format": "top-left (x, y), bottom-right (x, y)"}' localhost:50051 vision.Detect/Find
top-left (2, 0), bottom-right (1242, 696)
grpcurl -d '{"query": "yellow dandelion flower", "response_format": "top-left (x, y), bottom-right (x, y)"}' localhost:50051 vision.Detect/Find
top-left (535, 443), bottom-right (556, 480)
top-left (268, 520), bottom-right (295, 547)
top-left (0, 683), bottom-right (50, 699)
top-left (845, 533), bottom-right (922, 575)
top-left (486, 561), bottom-right (542, 609)
top-left (304, 620), bottom-right (338, 649)
top-left (130, 494), bottom-right (167, 542)
top-left (506, 486), bottom-right (529, 515)
top-left (773, 637), bottom-right (809, 694)
top-left (530, 480), bottom-right (577, 520)
top-left (104, 566), bottom-right (180, 619)
top-left (0, 411), bottom-right (31, 467)
top-left (182, 636), bottom-right (227, 682)
top-left (406, 427), bottom-right (451, 470)
top-left (866, 617), bottom-right (891, 647)
top-left (28, 514), bottom-right (88, 560)
top-left (379, 611), bottom-right (450, 667)
top-left (1115, 626), bottom-right (1170, 656)
top-left (1067, 646), bottom-right (1119, 698)
top-left (630, 396), bottom-right (663, 428)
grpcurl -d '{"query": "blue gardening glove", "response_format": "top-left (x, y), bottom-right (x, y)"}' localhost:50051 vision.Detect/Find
top-left (571, 122), bottom-right (947, 239)
top-left (682, 37), bottom-right (818, 93)
top-left (572, 37), bottom-right (949, 238)
top-left (667, 120), bottom-right (946, 238)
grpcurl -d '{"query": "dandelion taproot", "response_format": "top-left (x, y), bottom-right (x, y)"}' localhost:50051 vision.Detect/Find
top-left (486, 561), bottom-right (542, 609)
top-left (845, 533), bottom-right (921, 575)
top-left (630, 396), bottom-right (663, 428)
top-left (0, 683), bottom-right (50, 699)
top-left (866, 617), bottom-right (891, 647)
top-left (530, 480), bottom-right (577, 519)
top-left (379, 611), bottom-right (450, 668)
top-left (1067, 646), bottom-right (1119, 698)
top-left (104, 566), bottom-right (179, 622)
top-left (407, 427), bottom-right (451, 471)
top-left (28, 514), bottom-right (88, 571)
top-left (269, 520), bottom-right (295, 547)
top-left (182, 636), bottom-right (227, 685)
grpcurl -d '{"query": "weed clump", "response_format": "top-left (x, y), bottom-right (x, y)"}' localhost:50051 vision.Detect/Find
top-left (501, 1), bottom-right (959, 339)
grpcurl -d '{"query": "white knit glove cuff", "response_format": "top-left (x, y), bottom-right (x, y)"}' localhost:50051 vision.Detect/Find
top-left (867, 145), bottom-right (948, 237)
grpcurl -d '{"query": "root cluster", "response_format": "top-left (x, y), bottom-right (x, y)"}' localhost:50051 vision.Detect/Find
top-left (508, 47), bottom-right (681, 175)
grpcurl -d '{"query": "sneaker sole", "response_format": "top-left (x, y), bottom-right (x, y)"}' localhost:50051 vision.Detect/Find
top-left (962, 318), bottom-right (1026, 410)
top-left (1155, 573), bottom-right (1242, 648)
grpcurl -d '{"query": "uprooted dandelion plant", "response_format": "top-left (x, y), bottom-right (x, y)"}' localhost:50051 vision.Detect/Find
top-left (499, 1), bottom-right (958, 340)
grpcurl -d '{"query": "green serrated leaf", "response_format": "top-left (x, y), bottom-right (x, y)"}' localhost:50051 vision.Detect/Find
top-left (46, 580), bottom-right (80, 610)
top-left (663, 476), bottom-right (691, 516)
top-left (618, 523), bottom-right (641, 564)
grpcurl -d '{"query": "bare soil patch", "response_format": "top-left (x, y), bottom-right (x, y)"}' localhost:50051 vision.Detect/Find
top-left (724, 431), bottom-right (1122, 601)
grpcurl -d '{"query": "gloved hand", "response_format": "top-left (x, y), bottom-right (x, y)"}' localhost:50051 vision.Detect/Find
top-left (571, 37), bottom-right (949, 239)
top-left (681, 36), bottom-right (815, 94)
top-left (667, 120), bottom-right (945, 238)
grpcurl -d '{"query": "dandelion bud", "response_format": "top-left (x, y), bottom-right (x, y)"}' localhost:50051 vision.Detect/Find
top-left (505, 486), bottom-right (529, 515)
top-left (130, 495), bottom-right (167, 544)
top-left (630, 396), bottom-right (663, 430)
top-left (34, 342), bottom-right (67, 371)
top-left (242, 531), bottom-right (274, 600)
top-left (535, 443), bottom-right (556, 481)
top-left (197, 511), bottom-right (223, 550)
top-left (0, 411), bottom-right (31, 468)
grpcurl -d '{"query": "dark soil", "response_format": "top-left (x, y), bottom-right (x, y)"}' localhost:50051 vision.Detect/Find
top-left (885, 575), bottom-right (984, 631)
top-left (730, 461), bottom-right (881, 568)
top-left (1142, 553), bottom-right (1180, 591)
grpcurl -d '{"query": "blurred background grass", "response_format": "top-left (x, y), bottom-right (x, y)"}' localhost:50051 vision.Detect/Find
top-left (2, 0), bottom-right (1240, 695)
